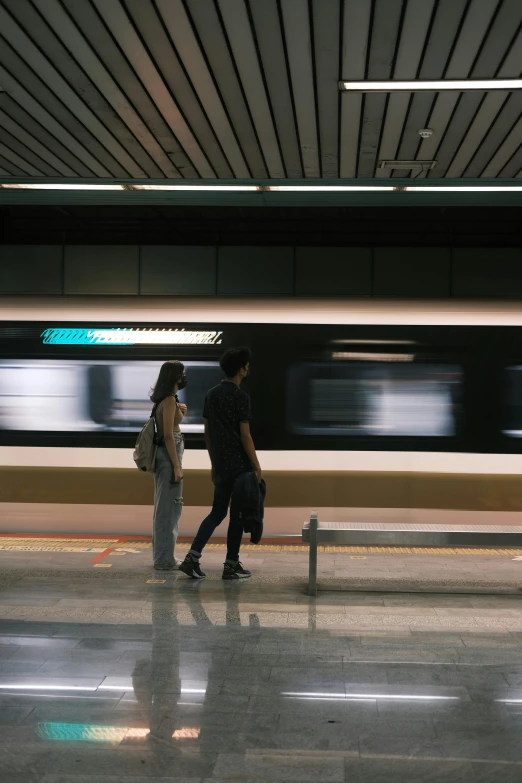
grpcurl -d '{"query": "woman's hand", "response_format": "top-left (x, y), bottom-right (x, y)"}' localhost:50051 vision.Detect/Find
top-left (177, 403), bottom-right (187, 415)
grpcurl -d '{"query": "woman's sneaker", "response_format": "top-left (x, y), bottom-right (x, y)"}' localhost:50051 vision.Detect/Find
top-left (154, 559), bottom-right (183, 571)
top-left (179, 554), bottom-right (206, 579)
top-left (222, 562), bottom-right (251, 580)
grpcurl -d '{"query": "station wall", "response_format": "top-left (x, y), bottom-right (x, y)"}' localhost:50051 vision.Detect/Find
top-left (1, 245), bottom-right (521, 298)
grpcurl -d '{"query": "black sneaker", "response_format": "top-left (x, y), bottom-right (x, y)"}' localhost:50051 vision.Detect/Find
top-left (179, 554), bottom-right (206, 579)
top-left (222, 562), bottom-right (252, 580)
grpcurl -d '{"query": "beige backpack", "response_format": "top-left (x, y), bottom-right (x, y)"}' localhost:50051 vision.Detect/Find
top-left (133, 405), bottom-right (158, 472)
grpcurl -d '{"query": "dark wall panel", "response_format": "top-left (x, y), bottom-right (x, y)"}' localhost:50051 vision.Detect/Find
top-left (374, 248), bottom-right (451, 297)
top-left (141, 246), bottom-right (216, 295)
top-left (453, 248), bottom-right (522, 297)
top-left (296, 247), bottom-right (372, 296)
top-left (3, 244), bottom-right (522, 298)
top-left (217, 247), bottom-right (294, 295)
top-left (0, 245), bottom-right (62, 294)
top-left (64, 246), bottom-right (139, 295)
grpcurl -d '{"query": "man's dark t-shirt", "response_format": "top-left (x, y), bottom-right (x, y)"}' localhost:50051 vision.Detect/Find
top-left (203, 381), bottom-right (252, 481)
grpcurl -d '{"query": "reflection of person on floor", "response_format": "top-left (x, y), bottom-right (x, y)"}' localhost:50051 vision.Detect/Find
top-left (130, 578), bottom-right (256, 750)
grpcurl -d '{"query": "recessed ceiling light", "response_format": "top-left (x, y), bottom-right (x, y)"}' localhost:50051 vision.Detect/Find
top-left (340, 79), bottom-right (522, 92)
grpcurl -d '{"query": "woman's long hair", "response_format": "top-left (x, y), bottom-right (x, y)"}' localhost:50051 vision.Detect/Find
top-left (150, 360), bottom-right (185, 404)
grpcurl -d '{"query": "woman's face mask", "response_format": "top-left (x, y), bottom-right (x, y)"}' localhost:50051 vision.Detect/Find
top-left (177, 372), bottom-right (187, 390)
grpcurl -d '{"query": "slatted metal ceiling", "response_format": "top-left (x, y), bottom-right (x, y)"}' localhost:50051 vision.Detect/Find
top-left (0, 0), bottom-right (521, 182)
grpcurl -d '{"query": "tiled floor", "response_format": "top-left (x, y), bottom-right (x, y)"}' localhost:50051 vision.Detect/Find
top-left (0, 544), bottom-right (522, 781)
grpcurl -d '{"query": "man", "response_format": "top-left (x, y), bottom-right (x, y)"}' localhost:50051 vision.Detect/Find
top-left (179, 346), bottom-right (262, 580)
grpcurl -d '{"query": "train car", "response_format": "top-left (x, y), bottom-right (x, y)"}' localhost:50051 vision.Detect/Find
top-left (1, 296), bottom-right (522, 536)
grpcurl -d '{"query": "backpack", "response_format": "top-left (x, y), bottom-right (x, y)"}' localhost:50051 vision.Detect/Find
top-left (133, 405), bottom-right (158, 472)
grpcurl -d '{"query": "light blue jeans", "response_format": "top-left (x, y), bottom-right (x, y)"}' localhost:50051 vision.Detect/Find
top-left (152, 437), bottom-right (184, 568)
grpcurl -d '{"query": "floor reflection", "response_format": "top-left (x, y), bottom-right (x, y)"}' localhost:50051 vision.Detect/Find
top-left (1, 565), bottom-right (522, 780)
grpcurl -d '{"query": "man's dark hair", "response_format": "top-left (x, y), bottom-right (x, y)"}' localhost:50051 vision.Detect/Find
top-left (220, 346), bottom-right (252, 378)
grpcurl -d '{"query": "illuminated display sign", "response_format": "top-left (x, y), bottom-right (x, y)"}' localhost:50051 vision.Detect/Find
top-left (41, 328), bottom-right (223, 346)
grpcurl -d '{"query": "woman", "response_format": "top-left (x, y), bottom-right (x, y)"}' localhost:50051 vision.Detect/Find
top-left (150, 360), bottom-right (188, 571)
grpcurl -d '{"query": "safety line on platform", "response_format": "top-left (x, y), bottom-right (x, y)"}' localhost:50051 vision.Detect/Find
top-left (1, 537), bottom-right (522, 556)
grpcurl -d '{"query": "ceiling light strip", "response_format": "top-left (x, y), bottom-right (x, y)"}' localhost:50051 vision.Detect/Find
top-left (340, 79), bottom-right (522, 92)
top-left (0, 184), bottom-right (125, 190)
top-left (404, 186), bottom-right (522, 192)
top-left (129, 185), bottom-right (259, 191)
top-left (0, 183), bottom-right (521, 193)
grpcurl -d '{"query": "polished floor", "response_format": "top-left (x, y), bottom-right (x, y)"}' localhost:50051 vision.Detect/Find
top-left (0, 544), bottom-right (522, 781)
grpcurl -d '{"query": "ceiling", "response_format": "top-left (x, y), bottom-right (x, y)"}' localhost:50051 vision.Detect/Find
top-left (0, 0), bottom-right (521, 183)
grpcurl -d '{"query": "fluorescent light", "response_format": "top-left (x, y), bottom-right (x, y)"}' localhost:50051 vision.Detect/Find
top-left (267, 185), bottom-right (393, 191)
top-left (331, 340), bottom-right (416, 345)
top-left (331, 352), bottom-right (414, 361)
top-left (405, 186), bottom-right (522, 192)
top-left (0, 684), bottom-right (97, 691)
top-left (340, 79), bottom-right (522, 91)
top-left (180, 688), bottom-right (206, 694)
top-left (2, 182), bottom-right (520, 195)
top-left (282, 691), bottom-right (459, 701)
top-left (99, 684), bottom-right (207, 694)
top-left (0, 183), bottom-right (124, 190)
top-left (129, 184), bottom-right (259, 191)
top-left (285, 696), bottom-right (376, 702)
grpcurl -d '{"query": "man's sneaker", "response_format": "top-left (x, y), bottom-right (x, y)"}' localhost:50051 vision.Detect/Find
top-left (222, 562), bottom-right (252, 580)
top-left (179, 554), bottom-right (206, 579)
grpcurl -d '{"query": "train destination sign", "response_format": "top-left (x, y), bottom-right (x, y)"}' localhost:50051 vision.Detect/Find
top-left (41, 328), bottom-right (224, 346)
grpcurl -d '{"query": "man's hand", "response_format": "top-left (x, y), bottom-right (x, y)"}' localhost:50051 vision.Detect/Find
top-left (255, 466), bottom-right (262, 483)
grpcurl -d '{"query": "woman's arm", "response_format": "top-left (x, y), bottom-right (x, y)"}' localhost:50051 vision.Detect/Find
top-left (162, 397), bottom-right (183, 482)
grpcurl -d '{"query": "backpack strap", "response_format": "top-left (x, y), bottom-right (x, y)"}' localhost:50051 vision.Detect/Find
top-left (151, 402), bottom-right (159, 444)
top-left (151, 395), bottom-right (174, 446)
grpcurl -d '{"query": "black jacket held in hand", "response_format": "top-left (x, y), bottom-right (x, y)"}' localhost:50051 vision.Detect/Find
top-left (231, 472), bottom-right (266, 544)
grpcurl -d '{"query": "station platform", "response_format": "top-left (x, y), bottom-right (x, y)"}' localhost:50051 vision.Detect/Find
top-left (1, 534), bottom-right (522, 782)
top-left (1, 532), bottom-right (522, 593)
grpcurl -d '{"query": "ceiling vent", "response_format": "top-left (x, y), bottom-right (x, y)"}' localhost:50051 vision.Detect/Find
top-left (379, 160), bottom-right (437, 172)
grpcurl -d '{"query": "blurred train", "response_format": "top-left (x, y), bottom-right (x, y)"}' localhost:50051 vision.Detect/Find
top-left (2, 296), bottom-right (522, 536)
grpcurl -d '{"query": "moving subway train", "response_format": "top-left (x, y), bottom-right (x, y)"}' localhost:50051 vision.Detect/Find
top-left (2, 297), bottom-right (522, 536)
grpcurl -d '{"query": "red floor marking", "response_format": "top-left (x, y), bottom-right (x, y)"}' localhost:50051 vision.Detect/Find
top-left (90, 547), bottom-right (115, 564)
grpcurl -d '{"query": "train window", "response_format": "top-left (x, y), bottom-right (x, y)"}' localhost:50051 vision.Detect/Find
top-left (287, 361), bottom-right (462, 437)
top-left (0, 360), bottom-right (221, 433)
top-left (501, 367), bottom-right (522, 437)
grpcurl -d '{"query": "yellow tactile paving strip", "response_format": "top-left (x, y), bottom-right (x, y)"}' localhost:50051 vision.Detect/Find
top-left (1, 537), bottom-right (522, 556)
top-left (198, 544), bottom-right (522, 555)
